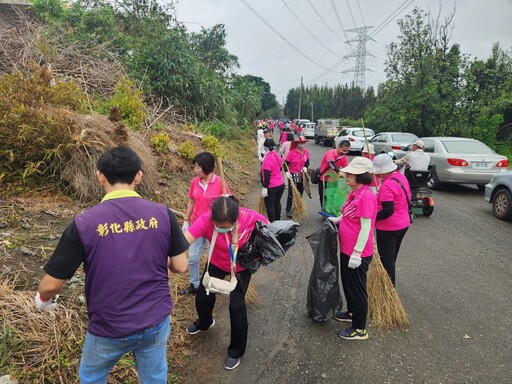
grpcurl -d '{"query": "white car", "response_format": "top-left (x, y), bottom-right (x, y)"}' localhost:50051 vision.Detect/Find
top-left (302, 123), bottom-right (315, 139)
top-left (333, 127), bottom-right (375, 152)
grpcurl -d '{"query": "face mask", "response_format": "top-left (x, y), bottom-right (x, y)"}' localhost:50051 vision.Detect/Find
top-left (297, 144), bottom-right (305, 150)
top-left (215, 225), bottom-right (233, 233)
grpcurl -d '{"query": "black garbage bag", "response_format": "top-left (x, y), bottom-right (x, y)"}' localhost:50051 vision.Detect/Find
top-left (238, 220), bottom-right (299, 273)
top-left (266, 220), bottom-right (300, 252)
top-left (306, 220), bottom-right (343, 322)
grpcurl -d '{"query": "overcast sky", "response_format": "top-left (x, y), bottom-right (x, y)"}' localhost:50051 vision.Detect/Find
top-left (174, 0), bottom-right (512, 103)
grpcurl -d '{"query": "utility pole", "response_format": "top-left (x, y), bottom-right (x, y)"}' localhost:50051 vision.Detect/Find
top-left (311, 102), bottom-right (314, 122)
top-left (343, 26), bottom-right (373, 88)
top-left (298, 76), bottom-right (303, 119)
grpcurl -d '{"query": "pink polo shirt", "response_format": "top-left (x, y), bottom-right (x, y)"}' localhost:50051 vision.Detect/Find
top-left (319, 149), bottom-right (348, 181)
top-left (375, 171), bottom-right (411, 231)
top-left (285, 148), bottom-right (310, 173)
top-left (280, 132), bottom-right (288, 145)
top-left (189, 208), bottom-right (269, 272)
top-left (188, 174), bottom-right (230, 223)
top-left (339, 185), bottom-right (377, 257)
top-left (262, 151), bottom-right (285, 188)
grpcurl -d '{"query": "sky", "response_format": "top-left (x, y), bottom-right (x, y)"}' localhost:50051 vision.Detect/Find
top-left (173, 0), bottom-right (512, 103)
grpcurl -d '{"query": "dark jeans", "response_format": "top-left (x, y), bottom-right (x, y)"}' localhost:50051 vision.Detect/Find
top-left (264, 183), bottom-right (285, 222)
top-left (340, 253), bottom-right (372, 330)
top-left (376, 227), bottom-right (409, 286)
top-left (196, 263), bottom-right (252, 358)
top-left (286, 180), bottom-right (304, 214)
top-left (318, 180), bottom-right (325, 208)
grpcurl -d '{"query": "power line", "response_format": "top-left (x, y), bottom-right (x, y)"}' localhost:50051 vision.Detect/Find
top-left (306, 0), bottom-right (344, 43)
top-left (238, 0), bottom-right (343, 73)
top-left (305, 0), bottom-right (415, 86)
top-left (329, 0), bottom-right (349, 40)
top-left (346, 0), bottom-right (357, 28)
top-left (280, 0), bottom-right (343, 58)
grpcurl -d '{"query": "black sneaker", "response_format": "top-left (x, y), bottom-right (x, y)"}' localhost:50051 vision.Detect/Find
top-left (186, 319), bottom-right (215, 335)
top-left (178, 284), bottom-right (197, 296)
top-left (334, 311), bottom-right (352, 322)
top-left (337, 327), bottom-right (368, 340)
top-left (223, 356), bottom-right (241, 370)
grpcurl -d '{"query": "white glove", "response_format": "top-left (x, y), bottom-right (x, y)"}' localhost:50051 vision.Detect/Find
top-left (35, 292), bottom-right (59, 311)
top-left (181, 221), bottom-right (190, 232)
top-left (328, 215), bottom-right (342, 224)
top-left (348, 251), bottom-right (362, 269)
top-left (261, 188), bottom-right (268, 198)
top-left (302, 167), bottom-right (308, 173)
top-left (285, 172), bottom-right (293, 180)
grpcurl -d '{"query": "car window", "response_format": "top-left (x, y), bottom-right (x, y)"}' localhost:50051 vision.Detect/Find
top-left (340, 129), bottom-right (350, 136)
top-left (370, 135), bottom-right (380, 143)
top-left (391, 133), bottom-right (418, 142)
top-left (441, 140), bottom-right (495, 154)
top-left (423, 139), bottom-right (435, 153)
top-left (351, 129), bottom-right (374, 137)
top-left (378, 134), bottom-right (388, 142)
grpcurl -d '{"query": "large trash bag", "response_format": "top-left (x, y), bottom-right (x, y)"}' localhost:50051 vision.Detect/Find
top-left (323, 174), bottom-right (350, 216)
top-left (266, 220), bottom-right (300, 252)
top-left (238, 220), bottom-right (299, 273)
top-left (306, 220), bottom-right (343, 321)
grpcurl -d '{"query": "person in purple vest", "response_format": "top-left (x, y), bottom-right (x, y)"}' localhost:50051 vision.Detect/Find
top-left (35, 146), bottom-right (189, 383)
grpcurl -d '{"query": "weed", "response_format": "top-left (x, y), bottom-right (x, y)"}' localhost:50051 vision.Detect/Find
top-left (177, 141), bottom-right (195, 160)
top-left (201, 135), bottom-right (224, 157)
top-left (151, 132), bottom-right (171, 153)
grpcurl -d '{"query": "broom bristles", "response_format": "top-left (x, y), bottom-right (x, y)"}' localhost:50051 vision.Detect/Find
top-left (290, 180), bottom-right (307, 222)
top-left (257, 195), bottom-right (266, 215)
top-left (245, 281), bottom-right (262, 305)
top-left (367, 250), bottom-right (410, 330)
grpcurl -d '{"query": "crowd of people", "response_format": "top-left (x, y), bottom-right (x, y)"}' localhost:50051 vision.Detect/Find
top-left (34, 128), bottom-right (425, 380)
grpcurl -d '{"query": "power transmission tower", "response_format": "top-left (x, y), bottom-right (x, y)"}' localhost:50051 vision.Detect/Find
top-left (343, 26), bottom-right (374, 88)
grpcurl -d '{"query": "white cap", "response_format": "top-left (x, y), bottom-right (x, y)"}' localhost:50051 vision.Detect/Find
top-left (340, 157), bottom-right (374, 175)
top-left (413, 140), bottom-right (425, 148)
top-left (373, 153), bottom-right (398, 174)
top-left (362, 143), bottom-right (375, 154)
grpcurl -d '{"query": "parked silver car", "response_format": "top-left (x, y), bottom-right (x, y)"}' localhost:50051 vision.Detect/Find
top-left (485, 171), bottom-right (512, 220)
top-left (302, 123), bottom-right (315, 139)
top-left (369, 132), bottom-right (418, 157)
top-left (420, 137), bottom-right (509, 190)
top-left (333, 127), bottom-right (375, 152)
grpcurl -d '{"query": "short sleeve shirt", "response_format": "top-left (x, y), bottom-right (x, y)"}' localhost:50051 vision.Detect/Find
top-left (319, 149), bottom-right (348, 181)
top-left (376, 171), bottom-right (411, 231)
top-left (339, 186), bottom-right (377, 257)
top-left (285, 148), bottom-right (310, 173)
top-left (188, 208), bottom-right (269, 272)
top-left (188, 174), bottom-right (229, 223)
top-left (262, 151), bottom-right (285, 188)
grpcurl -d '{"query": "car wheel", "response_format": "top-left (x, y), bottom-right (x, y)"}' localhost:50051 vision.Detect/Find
top-left (427, 168), bottom-right (441, 190)
top-left (492, 188), bottom-right (512, 220)
top-left (476, 184), bottom-right (485, 191)
top-left (322, 139), bottom-right (330, 147)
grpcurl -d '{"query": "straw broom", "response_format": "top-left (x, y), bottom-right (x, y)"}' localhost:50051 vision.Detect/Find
top-left (283, 161), bottom-right (308, 222)
top-left (216, 156), bottom-right (258, 303)
top-left (360, 118), bottom-right (410, 330)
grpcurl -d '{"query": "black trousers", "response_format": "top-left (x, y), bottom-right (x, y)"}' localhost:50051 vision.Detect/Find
top-left (286, 179), bottom-right (304, 213)
top-left (264, 183), bottom-right (285, 222)
top-left (340, 253), bottom-right (372, 330)
top-left (318, 180), bottom-right (326, 208)
top-left (376, 227), bottom-right (409, 286)
top-left (196, 263), bottom-right (251, 358)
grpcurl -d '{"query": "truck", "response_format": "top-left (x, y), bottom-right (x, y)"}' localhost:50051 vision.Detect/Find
top-left (314, 119), bottom-right (342, 146)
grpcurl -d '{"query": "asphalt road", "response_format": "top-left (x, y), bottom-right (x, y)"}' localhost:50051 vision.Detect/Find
top-left (183, 138), bottom-right (512, 384)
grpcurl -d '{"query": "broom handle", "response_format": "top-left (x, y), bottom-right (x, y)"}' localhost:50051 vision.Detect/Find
top-left (361, 118), bottom-right (379, 191)
top-left (282, 161), bottom-right (297, 188)
top-left (216, 157), bottom-right (228, 195)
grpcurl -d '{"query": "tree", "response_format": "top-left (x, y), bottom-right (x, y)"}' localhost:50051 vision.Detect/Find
top-left (241, 75), bottom-right (277, 111)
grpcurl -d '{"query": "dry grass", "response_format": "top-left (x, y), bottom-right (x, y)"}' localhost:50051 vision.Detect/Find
top-left (367, 251), bottom-right (410, 331)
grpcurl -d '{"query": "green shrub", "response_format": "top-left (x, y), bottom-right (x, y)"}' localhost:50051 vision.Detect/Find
top-left (150, 132), bottom-right (170, 153)
top-left (201, 135), bottom-right (224, 157)
top-left (198, 120), bottom-right (242, 139)
top-left (177, 141), bottom-right (195, 160)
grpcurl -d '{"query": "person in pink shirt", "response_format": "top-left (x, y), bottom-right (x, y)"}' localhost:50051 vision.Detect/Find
top-left (261, 139), bottom-right (285, 222)
top-left (279, 128), bottom-right (290, 146)
top-left (317, 140), bottom-right (351, 208)
top-left (328, 157), bottom-right (377, 340)
top-left (284, 136), bottom-right (310, 217)
top-left (278, 132), bottom-right (295, 159)
top-left (372, 154), bottom-right (411, 286)
top-left (184, 196), bottom-right (269, 370)
top-left (180, 152), bottom-right (230, 295)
